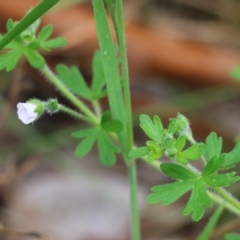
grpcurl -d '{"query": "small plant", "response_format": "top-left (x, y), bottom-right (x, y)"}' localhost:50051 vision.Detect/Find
top-left (1, 0), bottom-right (240, 239)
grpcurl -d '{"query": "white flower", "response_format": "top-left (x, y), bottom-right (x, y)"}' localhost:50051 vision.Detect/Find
top-left (17, 102), bottom-right (38, 124)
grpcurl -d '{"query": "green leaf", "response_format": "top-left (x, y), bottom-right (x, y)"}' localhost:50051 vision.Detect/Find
top-left (147, 180), bottom-right (194, 205)
top-left (42, 36), bottom-right (67, 49)
top-left (128, 147), bottom-right (149, 159)
top-left (203, 172), bottom-right (240, 187)
top-left (72, 128), bottom-right (97, 138)
top-left (221, 142), bottom-right (240, 168)
top-left (175, 135), bottom-right (186, 151)
top-left (153, 115), bottom-right (163, 134)
top-left (180, 143), bottom-right (204, 161)
top-left (100, 111), bottom-right (123, 133)
top-left (140, 114), bottom-right (160, 141)
top-left (97, 130), bottom-right (119, 166)
top-left (101, 120), bottom-right (123, 133)
top-left (37, 25), bottom-right (53, 41)
top-left (100, 110), bottom-right (111, 125)
top-left (24, 50), bottom-right (45, 69)
top-left (202, 154), bottom-right (227, 176)
top-left (75, 131), bottom-right (97, 157)
top-left (203, 132), bottom-right (222, 161)
top-left (91, 51), bottom-right (106, 99)
top-left (161, 163), bottom-right (197, 180)
top-left (0, 0), bottom-right (59, 50)
top-left (197, 205), bottom-right (223, 240)
top-left (56, 64), bottom-right (92, 99)
top-left (183, 179), bottom-right (212, 221)
top-left (225, 233), bottom-right (240, 240)
top-left (0, 49), bottom-right (22, 71)
top-left (168, 118), bottom-right (177, 134)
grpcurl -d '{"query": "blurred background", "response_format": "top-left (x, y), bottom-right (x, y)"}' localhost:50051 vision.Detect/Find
top-left (1, 0), bottom-right (240, 239)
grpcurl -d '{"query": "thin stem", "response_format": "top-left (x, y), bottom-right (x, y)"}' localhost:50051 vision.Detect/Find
top-left (214, 187), bottom-right (240, 212)
top-left (58, 104), bottom-right (96, 125)
top-left (116, 1), bottom-right (133, 152)
top-left (116, 2), bottom-right (140, 239)
top-left (128, 160), bottom-right (141, 240)
top-left (91, 100), bottom-right (102, 117)
top-left (42, 64), bottom-right (99, 123)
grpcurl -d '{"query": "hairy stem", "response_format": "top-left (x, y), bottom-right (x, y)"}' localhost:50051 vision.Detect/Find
top-left (42, 64), bottom-right (99, 123)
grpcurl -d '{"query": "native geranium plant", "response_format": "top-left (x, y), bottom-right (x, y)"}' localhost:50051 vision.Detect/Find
top-left (1, 0), bottom-right (240, 239)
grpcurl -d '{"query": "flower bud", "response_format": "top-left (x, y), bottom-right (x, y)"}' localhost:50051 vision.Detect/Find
top-left (16, 99), bottom-right (44, 124)
top-left (45, 99), bottom-right (60, 114)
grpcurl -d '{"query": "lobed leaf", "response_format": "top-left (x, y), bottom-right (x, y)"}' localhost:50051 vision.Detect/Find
top-left (183, 178), bottom-right (212, 221)
top-left (221, 142), bottom-right (240, 168)
top-left (24, 49), bottom-right (45, 69)
top-left (180, 143), bottom-right (204, 161)
top-left (203, 172), bottom-right (240, 187)
top-left (147, 180), bottom-right (194, 205)
top-left (56, 64), bottom-right (92, 99)
top-left (75, 132), bottom-right (97, 158)
top-left (0, 49), bottom-right (22, 71)
top-left (97, 130), bottom-right (119, 166)
top-left (203, 132), bottom-right (222, 161)
top-left (202, 154), bottom-right (227, 176)
top-left (140, 114), bottom-right (157, 141)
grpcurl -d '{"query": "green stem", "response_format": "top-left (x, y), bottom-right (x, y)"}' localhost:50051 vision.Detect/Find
top-left (116, 0), bottom-right (133, 151)
top-left (42, 64), bottom-right (99, 123)
top-left (128, 160), bottom-right (141, 240)
top-left (0, 0), bottom-right (59, 50)
top-left (58, 104), bottom-right (96, 125)
top-left (116, 2), bottom-right (140, 239)
top-left (214, 187), bottom-right (240, 212)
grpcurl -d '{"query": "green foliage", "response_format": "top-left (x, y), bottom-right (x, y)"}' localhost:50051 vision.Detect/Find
top-left (72, 112), bottom-right (122, 166)
top-left (161, 163), bottom-right (197, 180)
top-left (147, 180), bottom-right (195, 205)
top-left (56, 51), bottom-right (106, 101)
top-left (0, 0), bottom-right (60, 50)
top-left (202, 132), bottom-right (222, 161)
top-left (183, 179), bottom-right (212, 221)
top-left (0, 17), bottom-right (67, 71)
top-left (139, 114), bottom-right (163, 142)
top-left (140, 114), bottom-right (240, 222)
top-left (225, 233), bottom-right (240, 240)
top-left (222, 142), bottom-right (240, 168)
